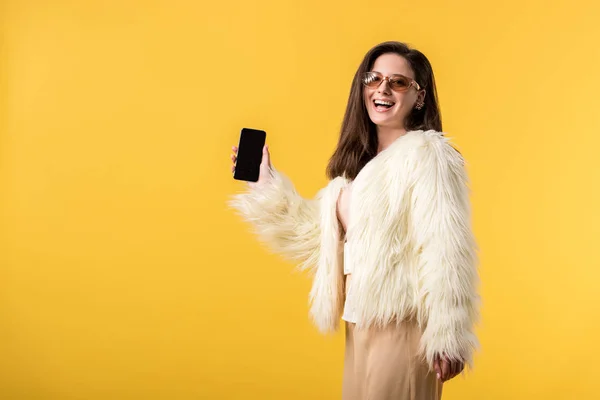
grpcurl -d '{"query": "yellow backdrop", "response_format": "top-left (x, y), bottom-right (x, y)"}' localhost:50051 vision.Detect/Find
top-left (1, 0), bottom-right (599, 399)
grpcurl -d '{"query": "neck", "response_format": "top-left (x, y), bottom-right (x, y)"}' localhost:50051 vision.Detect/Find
top-left (377, 126), bottom-right (407, 153)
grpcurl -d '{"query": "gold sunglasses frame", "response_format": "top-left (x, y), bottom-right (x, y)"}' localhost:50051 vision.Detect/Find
top-left (362, 71), bottom-right (422, 92)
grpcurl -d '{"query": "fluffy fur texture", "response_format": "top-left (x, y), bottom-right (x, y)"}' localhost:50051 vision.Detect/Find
top-left (229, 130), bottom-right (480, 371)
top-left (228, 168), bottom-right (325, 272)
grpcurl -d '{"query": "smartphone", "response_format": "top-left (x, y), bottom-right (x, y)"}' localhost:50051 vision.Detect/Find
top-left (233, 128), bottom-right (267, 182)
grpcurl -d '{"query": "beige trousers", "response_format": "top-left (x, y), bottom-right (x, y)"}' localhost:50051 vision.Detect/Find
top-left (341, 319), bottom-right (443, 400)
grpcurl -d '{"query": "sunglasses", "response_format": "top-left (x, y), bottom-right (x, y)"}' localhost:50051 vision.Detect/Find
top-left (362, 71), bottom-right (422, 92)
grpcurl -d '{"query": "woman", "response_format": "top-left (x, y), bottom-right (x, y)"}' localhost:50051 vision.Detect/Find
top-left (229, 41), bottom-right (480, 399)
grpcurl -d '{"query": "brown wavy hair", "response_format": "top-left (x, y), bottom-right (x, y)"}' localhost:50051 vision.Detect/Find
top-left (326, 41), bottom-right (443, 180)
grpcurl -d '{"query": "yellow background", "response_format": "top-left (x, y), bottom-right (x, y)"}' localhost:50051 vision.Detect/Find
top-left (1, 0), bottom-right (599, 399)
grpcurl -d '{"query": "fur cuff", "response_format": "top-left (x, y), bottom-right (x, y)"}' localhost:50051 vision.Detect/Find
top-left (228, 168), bottom-right (321, 272)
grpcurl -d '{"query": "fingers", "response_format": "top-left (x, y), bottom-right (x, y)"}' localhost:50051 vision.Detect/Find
top-left (449, 359), bottom-right (458, 379)
top-left (434, 353), bottom-right (466, 383)
top-left (446, 360), bottom-right (457, 380)
top-left (445, 360), bottom-right (465, 382)
top-left (451, 361), bottom-right (464, 380)
top-left (441, 359), bottom-right (450, 382)
top-left (231, 146), bottom-right (238, 173)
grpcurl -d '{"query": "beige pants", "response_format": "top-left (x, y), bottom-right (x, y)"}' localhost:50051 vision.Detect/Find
top-left (342, 319), bottom-right (443, 400)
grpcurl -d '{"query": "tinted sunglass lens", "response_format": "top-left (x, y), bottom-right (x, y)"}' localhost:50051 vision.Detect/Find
top-left (363, 72), bottom-right (382, 87)
top-left (391, 77), bottom-right (410, 90)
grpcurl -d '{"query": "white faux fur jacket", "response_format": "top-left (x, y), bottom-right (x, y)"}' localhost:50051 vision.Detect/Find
top-left (229, 130), bottom-right (480, 369)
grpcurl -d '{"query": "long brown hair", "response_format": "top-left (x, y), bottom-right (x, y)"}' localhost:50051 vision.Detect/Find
top-left (326, 41), bottom-right (443, 180)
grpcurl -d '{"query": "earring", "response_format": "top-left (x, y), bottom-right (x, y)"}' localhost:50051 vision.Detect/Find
top-left (415, 101), bottom-right (424, 110)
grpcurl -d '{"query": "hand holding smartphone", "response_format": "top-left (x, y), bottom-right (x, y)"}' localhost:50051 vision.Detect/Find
top-left (231, 128), bottom-right (269, 184)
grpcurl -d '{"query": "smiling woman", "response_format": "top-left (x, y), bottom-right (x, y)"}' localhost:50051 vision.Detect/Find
top-left (364, 69), bottom-right (423, 115)
top-left (326, 43), bottom-right (443, 181)
top-left (230, 41), bottom-right (480, 400)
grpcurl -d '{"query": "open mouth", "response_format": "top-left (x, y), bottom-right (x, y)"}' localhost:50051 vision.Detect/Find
top-left (373, 99), bottom-right (395, 111)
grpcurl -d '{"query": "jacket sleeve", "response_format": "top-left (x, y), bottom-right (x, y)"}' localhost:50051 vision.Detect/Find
top-left (410, 134), bottom-right (481, 371)
top-left (228, 167), bottom-right (322, 272)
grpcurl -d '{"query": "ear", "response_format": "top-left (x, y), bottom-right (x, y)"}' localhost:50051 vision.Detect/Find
top-left (418, 89), bottom-right (427, 103)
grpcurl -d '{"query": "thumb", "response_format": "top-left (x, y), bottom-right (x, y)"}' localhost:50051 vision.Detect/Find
top-left (261, 144), bottom-right (271, 168)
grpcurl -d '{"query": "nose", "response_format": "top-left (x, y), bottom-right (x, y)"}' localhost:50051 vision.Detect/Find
top-left (377, 77), bottom-right (392, 95)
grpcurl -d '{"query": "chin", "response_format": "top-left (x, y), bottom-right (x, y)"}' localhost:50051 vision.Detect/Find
top-left (370, 115), bottom-right (399, 128)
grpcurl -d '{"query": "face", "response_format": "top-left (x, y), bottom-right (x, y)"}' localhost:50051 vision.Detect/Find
top-left (363, 53), bottom-right (426, 130)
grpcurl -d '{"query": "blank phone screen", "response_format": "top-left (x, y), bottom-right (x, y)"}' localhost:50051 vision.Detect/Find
top-left (233, 128), bottom-right (266, 182)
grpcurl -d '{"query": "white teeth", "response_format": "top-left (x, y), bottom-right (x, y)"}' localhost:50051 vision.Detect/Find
top-left (374, 100), bottom-right (394, 106)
